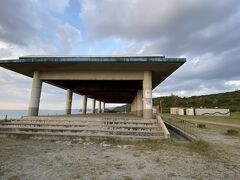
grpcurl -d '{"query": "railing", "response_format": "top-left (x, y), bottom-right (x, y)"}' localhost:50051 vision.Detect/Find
top-left (161, 114), bottom-right (198, 139)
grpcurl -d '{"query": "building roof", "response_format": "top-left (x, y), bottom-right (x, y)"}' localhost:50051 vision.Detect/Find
top-left (0, 55), bottom-right (186, 103)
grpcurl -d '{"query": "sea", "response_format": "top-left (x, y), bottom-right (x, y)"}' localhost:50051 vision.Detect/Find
top-left (0, 109), bottom-right (92, 120)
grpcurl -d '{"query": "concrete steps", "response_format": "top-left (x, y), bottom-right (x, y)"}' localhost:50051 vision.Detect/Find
top-left (0, 115), bottom-right (165, 140)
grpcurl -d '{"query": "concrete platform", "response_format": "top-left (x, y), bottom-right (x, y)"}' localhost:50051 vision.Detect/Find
top-left (0, 114), bottom-right (166, 140)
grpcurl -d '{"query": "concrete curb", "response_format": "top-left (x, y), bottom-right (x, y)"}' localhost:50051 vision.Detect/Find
top-left (156, 115), bottom-right (170, 139)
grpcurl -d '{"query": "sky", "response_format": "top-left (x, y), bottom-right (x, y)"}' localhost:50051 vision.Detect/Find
top-left (0, 0), bottom-right (240, 110)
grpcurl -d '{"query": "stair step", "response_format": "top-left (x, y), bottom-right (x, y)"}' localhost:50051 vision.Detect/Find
top-left (2, 122), bottom-right (159, 129)
top-left (20, 119), bottom-right (157, 124)
top-left (13, 120), bottom-right (157, 125)
top-left (0, 126), bottom-right (162, 135)
top-left (0, 131), bottom-right (165, 140)
top-left (1, 115), bottom-right (165, 140)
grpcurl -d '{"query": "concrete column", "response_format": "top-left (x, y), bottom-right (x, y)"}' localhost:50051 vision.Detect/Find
top-left (92, 99), bottom-right (96, 113)
top-left (102, 102), bottom-right (105, 113)
top-left (28, 71), bottom-right (42, 116)
top-left (134, 96), bottom-right (137, 115)
top-left (143, 71), bottom-right (152, 119)
top-left (98, 101), bottom-right (101, 113)
top-left (82, 95), bottom-right (87, 114)
top-left (137, 90), bottom-right (143, 116)
top-left (65, 89), bottom-right (73, 115)
top-left (131, 96), bottom-right (137, 115)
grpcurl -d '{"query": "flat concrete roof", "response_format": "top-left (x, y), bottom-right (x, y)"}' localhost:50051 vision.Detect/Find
top-left (20, 54), bottom-right (165, 58)
top-left (0, 55), bottom-right (186, 103)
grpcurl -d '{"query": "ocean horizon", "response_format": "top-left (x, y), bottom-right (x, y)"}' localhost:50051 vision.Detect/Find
top-left (0, 109), bottom-right (93, 120)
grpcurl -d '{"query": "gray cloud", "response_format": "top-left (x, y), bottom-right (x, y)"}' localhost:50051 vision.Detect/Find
top-left (0, 0), bottom-right (81, 57)
top-left (0, 0), bottom-right (82, 109)
top-left (81, 0), bottom-right (240, 96)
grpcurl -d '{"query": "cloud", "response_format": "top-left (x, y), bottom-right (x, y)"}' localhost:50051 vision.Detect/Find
top-left (44, 0), bottom-right (70, 13)
top-left (80, 0), bottom-right (240, 97)
top-left (0, 0), bottom-right (81, 58)
top-left (0, 0), bottom-right (82, 109)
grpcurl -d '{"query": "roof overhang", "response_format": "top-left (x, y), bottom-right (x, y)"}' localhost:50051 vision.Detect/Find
top-left (0, 55), bottom-right (186, 103)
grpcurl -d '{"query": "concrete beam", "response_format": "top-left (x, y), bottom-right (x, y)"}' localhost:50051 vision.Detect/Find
top-left (64, 89), bottom-right (73, 115)
top-left (40, 71), bottom-right (143, 80)
top-left (82, 95), bottom-right (87, 114)
top-left (28, 71), bottom-right (42, 116)
top-left (143, 71), bottom-right (152, 119)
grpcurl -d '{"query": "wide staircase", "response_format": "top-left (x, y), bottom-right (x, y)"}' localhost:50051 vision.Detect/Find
top-left (0, 114), bottom-right (165, 140)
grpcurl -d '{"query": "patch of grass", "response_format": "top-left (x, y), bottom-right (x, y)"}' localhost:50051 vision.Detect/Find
top-left (54, 155), bottom-right (63, 161)
top-left (0, 170), bottom-right (4, 176)
top-left (186, 139), bottom-right (210, 153)
top-left (123, 176), bottom-right (133, 180)
top-left (155, 157), bottom-right (161, 163)
top-left (226, 129), bottom-right (239, 136)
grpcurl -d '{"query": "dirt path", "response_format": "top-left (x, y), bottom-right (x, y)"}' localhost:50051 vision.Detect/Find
top-left (0, 137), bottom-right (239, 180)
top-left (187, 119), bottom-right (240, 129)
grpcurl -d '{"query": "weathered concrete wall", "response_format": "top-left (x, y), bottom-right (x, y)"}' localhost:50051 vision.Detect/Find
top-left (186, 108), bottom-right (194, 116)
top-left (195, 108), bottom-right (230, 116)
top-left (170, 107), bottom-right (178, 115)
top-left (170, 107), bottom-right (185, 115)
top-left (177, 108), bottom-right (185, 115)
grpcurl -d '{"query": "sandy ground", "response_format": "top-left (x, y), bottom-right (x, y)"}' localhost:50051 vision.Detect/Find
top-left (0, 133), bottom-right (239, 180)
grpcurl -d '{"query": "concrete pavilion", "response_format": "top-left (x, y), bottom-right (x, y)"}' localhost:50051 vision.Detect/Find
top-left (0, 55), bottom-right (186, 119)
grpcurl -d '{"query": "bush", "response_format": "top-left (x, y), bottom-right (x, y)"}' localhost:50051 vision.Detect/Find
top-left (226, 129), bottom-right (239, 135)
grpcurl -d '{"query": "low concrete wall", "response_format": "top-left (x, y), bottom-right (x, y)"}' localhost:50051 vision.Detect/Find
top-left (164, 121), bottom-right (197, 142)
top-left (186, 108), bottom-right (194, 116)
top-left (170, 107), bottom-right (185, 115)
top-left (177, 108), bottom-right (185, 115)
top-left (195, 108), bottom-right (230, 116)
top-left (170, 108), bottom-right (178, 115)
top-left (156, 115), bottom-right (170, 139)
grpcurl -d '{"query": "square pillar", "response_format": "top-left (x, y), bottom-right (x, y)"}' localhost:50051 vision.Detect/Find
top-left (82, 95), bottom-right (87, 114)
top-left (137, 90), bottom-right (143, 116)
top-left (131, 96), bottom-right (137, 115)
top-left (92, 99), bottom-right (96, 113)
top-left (98, 101), bottom-right (101, 113)
top-left (102, 102), bottom-right (105, 113)
top-left (143, 71), bottom-right (152, 119)
top-left (65, 89), bottom-right (73, 115)
top-left (28, 71), bottom-right (42, 116)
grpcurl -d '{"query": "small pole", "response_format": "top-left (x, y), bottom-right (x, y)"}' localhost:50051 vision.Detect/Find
top-left (125, 104), bottom-right (127, 113)
top-left (5, 114), bottom-right (7, 121)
